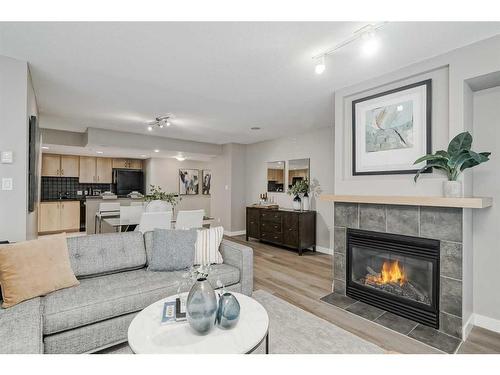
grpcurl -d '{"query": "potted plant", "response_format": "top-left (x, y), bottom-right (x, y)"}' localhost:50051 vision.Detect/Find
top-left (144, 184), bottom-right (181, 212)
top-left (287, 179), bottom-right (309, 210)
top-left (413, 132), bottom-right (490, 197)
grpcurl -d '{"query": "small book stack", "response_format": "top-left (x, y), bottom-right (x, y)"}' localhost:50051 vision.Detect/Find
top-left (161, 298), bottom-right (187, 325)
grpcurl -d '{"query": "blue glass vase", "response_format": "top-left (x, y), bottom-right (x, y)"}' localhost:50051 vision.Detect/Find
top-left (186, 277), bottom-right (218, 334)
top-left (216, 292), bottom-right (240, 329)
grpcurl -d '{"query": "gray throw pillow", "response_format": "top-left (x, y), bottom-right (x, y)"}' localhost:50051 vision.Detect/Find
top-left (148, 228), bottom-right (197, 271)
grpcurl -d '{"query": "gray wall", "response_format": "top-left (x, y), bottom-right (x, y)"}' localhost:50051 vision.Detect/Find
top-left (144, 158), bottom-right (211, 216)
top-left (245, 127), bottom-right (334, 251)
top-left (0, 55), bottom-right (38, 242)
top-left (472, 86), bottom-right (500, 323)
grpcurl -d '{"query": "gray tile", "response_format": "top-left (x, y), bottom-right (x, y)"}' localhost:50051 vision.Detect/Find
top-left (386, 205), bottom-right (419, 236)
top-left (359, 204), bottom-right (386, 232)
top-left (440, 241), bottom-right (463, 280)
top-left (420, 207), bottom-right (462, 242)
top-left (374, 312), bottom-right (418, 335)
top-left (333, 226), bottom-right (346, 256)
top-left (334, 203), bottom-right (358, 228)
top-left (320, 293), bottom-right (357, 309)
top-left (333, 279), bottom-right (346, 295)
top-left (440, 312), bottom-right (462, 339)
top-left (408, 324), bottom-right (461, 353)
top-left (440, 276), bottom-right (462, 317)
top-left (345, 301), bottom-right (385, 321)
top-left (333, 253), bottom-right (345, 280)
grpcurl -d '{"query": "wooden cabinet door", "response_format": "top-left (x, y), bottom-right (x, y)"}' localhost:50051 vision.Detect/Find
top-left (283, 212), bottom-right (299, 247)
top-left (79, 156), bottom-right (96, 183)
top-left (128, 159), bottom-right (143, 169)
top-left (60, 155), bottom-right (80, 177)
top-left (96, 158), bottom-right (112, 183)
top-left (41, 154), bottom-right (61, 177)
top-left (112, 158), bottom-right (127, 169)
top-left (38, 202), bottom-right (60, 232)
top-left (60, 201), bottom-right (80, 231)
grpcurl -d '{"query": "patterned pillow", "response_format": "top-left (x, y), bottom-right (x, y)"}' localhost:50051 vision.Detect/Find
top-left (194, 226), bottom-right (224, 265)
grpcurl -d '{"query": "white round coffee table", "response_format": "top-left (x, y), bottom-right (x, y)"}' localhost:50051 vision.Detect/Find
top-left (127, 292), bottom-right (269, 354)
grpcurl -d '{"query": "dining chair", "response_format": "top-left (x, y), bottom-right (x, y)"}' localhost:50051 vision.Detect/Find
top-left (135, 211), bottom-right (173, 233)
top-left (175, 209), bottom-right (205, 230)
top-left (119, 205), bottom-right (144, 231)
top-left (95, 202), bottom-right (121, 233)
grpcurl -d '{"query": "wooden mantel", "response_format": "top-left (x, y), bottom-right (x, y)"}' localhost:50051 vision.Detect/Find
top-left (320, 194), bottom-right (493, 209)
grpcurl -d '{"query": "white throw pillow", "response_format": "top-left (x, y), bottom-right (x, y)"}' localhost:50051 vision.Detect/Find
top-left (194, 226), bottom-right (224, 265)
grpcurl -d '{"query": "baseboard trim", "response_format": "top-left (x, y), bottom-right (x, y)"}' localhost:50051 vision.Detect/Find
top-left (472, 313), bottom-right (500, 334)
top-left (225, 230), bottom-right (246, 237)
top-left (463, 313), bottom-right (474, 340)
top-left (315, 246), bottom-right (333, 255)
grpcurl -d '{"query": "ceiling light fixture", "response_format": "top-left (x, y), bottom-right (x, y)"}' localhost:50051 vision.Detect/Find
top-left (250, 126), bottom-right (261, 130)
top-left (312, 22), bottom-right (387, 74)
top-left (147, 114), bottom-right (173, 131)
top-left (96, 151), bottom-right (103, 154)
top-left (175, 156), bottom-right (186, 161)
top-left (154, 149), bottom-right (160, 153)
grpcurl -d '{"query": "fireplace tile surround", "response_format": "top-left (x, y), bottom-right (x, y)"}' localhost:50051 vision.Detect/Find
top-left (332, 202), bottom-right (464, 341)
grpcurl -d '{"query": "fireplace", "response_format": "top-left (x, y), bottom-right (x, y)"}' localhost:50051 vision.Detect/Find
top-left (346, 229), bottom-right (440, 328)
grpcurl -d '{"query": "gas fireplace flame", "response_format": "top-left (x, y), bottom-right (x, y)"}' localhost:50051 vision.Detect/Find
top-left (366, 260), bottom-right (407, 286)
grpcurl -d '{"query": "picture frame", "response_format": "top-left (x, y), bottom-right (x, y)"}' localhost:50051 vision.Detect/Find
top-left (179, 169), bottom-right (199, 195)
top-left (352, 79), bottom-right (432, 176)
top-left (202, 169), bottom-right (211, 195)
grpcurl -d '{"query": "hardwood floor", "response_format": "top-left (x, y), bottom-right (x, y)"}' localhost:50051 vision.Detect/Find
top-left (228, 235), bottom-right (500, 354)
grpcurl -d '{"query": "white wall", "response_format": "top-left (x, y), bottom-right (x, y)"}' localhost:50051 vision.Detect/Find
top-left (472, 86), bottom-right (500, 324)
top-left (0, 55), bottom-right (36, 242)
top-left (245, 127), bottom-right (334, 251)
top-left (144, 158), bottom-right (211, 216)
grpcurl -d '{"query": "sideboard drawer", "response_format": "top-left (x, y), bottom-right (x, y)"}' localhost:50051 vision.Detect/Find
top-left (260, 211), bottom-right (281, 223)
top-left (260, 221), bottom-right (282, 233)
top-left (260, 231), bottom-right (283, 244)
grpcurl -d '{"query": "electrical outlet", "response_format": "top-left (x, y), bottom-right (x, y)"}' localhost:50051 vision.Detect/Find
top-left (2, 178), bottom-right (13, 190)
top-left (1, 151), bottom-right (13, 164)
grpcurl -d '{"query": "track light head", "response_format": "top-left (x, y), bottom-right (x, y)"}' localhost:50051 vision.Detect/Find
top-left (361, 29), bottom-right (379, 57)
top-left (315, 55), bottom-right (326, 75)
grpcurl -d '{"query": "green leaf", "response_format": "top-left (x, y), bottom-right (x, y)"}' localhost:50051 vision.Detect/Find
top-left (447, 132), bottom-right (472, 156)
top-left (413, 154), bottom-right (448, 165)
top-left (448, 149), bottom-right (473, 168)
top-left (414, 163), bottom-right (449, 182)
top-left (460, 151), bottom-right (491, 171)
top-left (435, 150), bottom-right (449, 158)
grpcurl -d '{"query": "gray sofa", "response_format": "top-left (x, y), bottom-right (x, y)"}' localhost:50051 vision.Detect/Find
top-left (0, 232), bottom-right (253, 354)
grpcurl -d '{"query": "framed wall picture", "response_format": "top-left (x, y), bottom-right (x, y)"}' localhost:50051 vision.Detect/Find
top-left (202, 169), bottom-right (211, 195)
top-left (352, 79), bottom-right (432, 175)
top-left (179, 169), bottom-right (199, 195)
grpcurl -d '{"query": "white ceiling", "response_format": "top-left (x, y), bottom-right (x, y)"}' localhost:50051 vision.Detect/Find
top-left (1, 22), bottom-right (500, 145)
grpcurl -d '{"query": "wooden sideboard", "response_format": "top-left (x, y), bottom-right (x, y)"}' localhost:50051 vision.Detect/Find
top-left (246, 206), bottom-right (316, 255)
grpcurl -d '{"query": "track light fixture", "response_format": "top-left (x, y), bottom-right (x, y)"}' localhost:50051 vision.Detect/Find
top-left (147, 115), bottom-right (172, 131)
top-left (312, 22), bottom-right (386, 74)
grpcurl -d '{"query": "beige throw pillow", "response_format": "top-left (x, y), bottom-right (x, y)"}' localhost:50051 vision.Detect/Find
top-left (0, 236), bottom-right (79, 308)
top-left (194, 226), bottom-right (224, 265)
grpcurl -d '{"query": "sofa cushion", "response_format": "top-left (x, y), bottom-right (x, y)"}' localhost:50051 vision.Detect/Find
top-left (149, 229), bottom-right (197, 271)
top-left (0, 297), bottom-right (43, 353)
top-left (42, 264), bottom-right (240, 335)
top-left (67, 232), bottom-right (146, 278)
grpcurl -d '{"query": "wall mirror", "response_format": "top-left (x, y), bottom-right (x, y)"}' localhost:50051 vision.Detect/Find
top-left (288, 158), bottom-right (310, 188)
top-left (267, 161), bottom-right (285, 192)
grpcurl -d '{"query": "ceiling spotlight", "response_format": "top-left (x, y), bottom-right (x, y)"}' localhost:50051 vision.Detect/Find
top-left (158, 122), bottom-right (164, 129)
top-left (250, 126), bottom-right (261, 130)
top-left (315, 55), bottom-right (326, 75)
top-left (166, 120), bottom-right (171, 127)
top-left (147, 125), bottom-right (153, 131)
top-left (96, 151), bottom-right (103, 154)
top-left (361, 29), bottom-right (379, 57)
top-left (154, 149), bottom-right (160, 153)
top-left (175, 156), bottom-right (186, 161)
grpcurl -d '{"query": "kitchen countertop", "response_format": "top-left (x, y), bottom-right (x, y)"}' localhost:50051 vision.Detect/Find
top-left (41, 198), bottom-right (85, 202)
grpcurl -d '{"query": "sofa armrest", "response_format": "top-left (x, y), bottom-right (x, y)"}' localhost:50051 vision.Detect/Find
top-left (219, 239), bottom-right (253, 296)
top-left (0, 297), bottom-right (43, 354)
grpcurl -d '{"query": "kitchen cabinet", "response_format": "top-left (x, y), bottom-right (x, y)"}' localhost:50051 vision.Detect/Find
top-left (38, 201), bottom-right (80, 233)
top-left (41, 154), bottom-right (80, 177)
top-left (79, 157), bottom-right (112, 183)
top-left (112, 158), bottom-right (143, 170)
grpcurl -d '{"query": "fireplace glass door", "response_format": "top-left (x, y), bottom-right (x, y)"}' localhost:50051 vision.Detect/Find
top-left (350, 246), bottom-right (433, 306)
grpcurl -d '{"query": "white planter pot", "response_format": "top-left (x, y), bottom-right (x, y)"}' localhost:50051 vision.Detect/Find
top-left (302, 195), bottom-right (310, 211)
top-left (292, 196), bottom-right (302, 211)
top-left (146, 200), bottom-right (171, 212)
top-left (443, 181), bottom-right (462, 198)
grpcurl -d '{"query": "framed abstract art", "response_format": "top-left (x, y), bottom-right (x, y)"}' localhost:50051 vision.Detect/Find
top-left (352, 79), bottom-right (432, 175)
top-left (179, 169), bottom-right (199, 195)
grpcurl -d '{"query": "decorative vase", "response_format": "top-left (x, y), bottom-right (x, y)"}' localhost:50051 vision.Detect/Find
top-left (443, 180), bottom-right (462, 198)
top-left (292, 195), bottom-right (301, 210)
top-left (146, 200), bottom-right (171, 212)
top-left (216, 292), bottom-right (240, 329)
top-left (302, 193), bottom-right (310, 211)
top-left (186, 277), bottom-right (218, 334)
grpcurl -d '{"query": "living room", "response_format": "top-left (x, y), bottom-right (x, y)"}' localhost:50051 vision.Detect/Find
top-left (2, 1), bottom-right (500, 373)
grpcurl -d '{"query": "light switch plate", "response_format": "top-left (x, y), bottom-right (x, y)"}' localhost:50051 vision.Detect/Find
top-left (1, 151), bottom-right (13, 163)
top-left (2, 178), bottom-right (13, 190)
